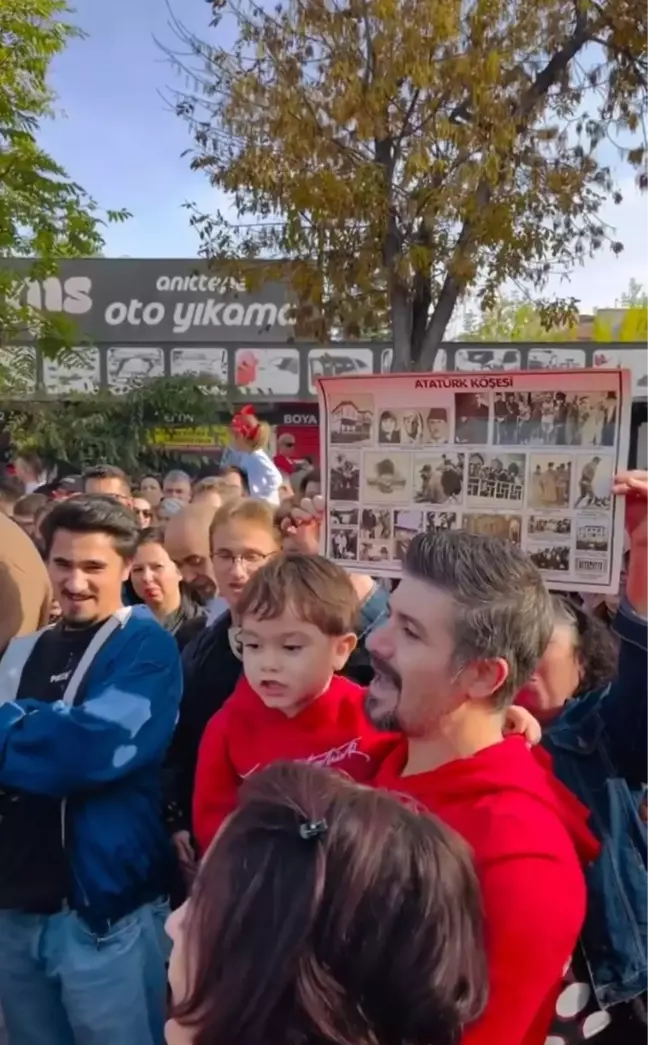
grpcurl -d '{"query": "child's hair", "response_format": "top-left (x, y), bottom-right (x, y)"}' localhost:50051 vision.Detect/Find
top-left (209, 496), bottom-right (281, 547)
top-left (172, 761), bottom-right (487, 1045)
top-left (237, 552), bottom-right (359, 636)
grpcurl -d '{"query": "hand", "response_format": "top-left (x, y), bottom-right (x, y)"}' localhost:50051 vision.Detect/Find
top-left (280, 494), bottom-right (325, 554)
top-left (613, 470), bottom-right (648, 548)
top-left (503, 706), bottom-right (542, 746)
top-left (172, 830), bottom-right (196, 876)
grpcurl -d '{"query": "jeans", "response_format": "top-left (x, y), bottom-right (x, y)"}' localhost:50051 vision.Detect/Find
top-left (0, 900), bottom-right (170, 1045)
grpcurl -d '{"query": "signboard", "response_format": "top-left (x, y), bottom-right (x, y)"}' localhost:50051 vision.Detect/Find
top-left (7, 259), bottom-right (294, 344)
top-left (318, 369), bottom-right (631, 594)
top-left (147, 425), bottom-right (228, 451)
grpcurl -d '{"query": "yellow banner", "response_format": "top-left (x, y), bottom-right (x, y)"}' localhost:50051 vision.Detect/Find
top-left (147, 426), bottom-right (226, 448)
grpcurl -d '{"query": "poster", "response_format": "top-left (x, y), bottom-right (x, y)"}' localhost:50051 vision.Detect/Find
top-left (107, 347), bottom-right (164, 392)
top-left (42, 348), bottom-right (100, 393)
top-left (170, 347), bottom-right (228, 394)
top-left (318, 369), bottom-right (631, 593)
top-left (234, 347), bottom-right (300, 395)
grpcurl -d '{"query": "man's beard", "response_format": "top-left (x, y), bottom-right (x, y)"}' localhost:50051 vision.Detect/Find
top-left (187, 577), bottom-right (217, 604)
top-left (364, 654), bottom-right (403, 733)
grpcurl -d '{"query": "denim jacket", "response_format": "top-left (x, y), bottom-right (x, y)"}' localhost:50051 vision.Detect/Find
top-left (541, 600), bottom-right (647, 1009)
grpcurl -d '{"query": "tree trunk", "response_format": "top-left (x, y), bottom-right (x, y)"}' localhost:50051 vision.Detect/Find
top-left (390, 282), bottom-right (411, 372)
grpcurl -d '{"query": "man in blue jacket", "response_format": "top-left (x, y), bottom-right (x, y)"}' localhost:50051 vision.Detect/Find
top-left (0, 495), bottom-right (182, 1045)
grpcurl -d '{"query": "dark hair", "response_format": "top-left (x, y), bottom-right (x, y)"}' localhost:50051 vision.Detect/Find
top-left (41, 495), bottom-right (140, 561)
top-left (13, 493), bottom-right (48, 516)
top-left (139, 473), bottom-right (161, 487)
top-left (406, 530), bottom-right (553, 708)
top-left (380, 410), bottom-right (398, 424)
top-left (297, 467), bottom-right (321, 498)
top-left (174, 761), bottom-right (487, 1045)
top-left (83, 464), bottom-right (131, 496)
top-left (220, 465), bottom-right (250, 494)
top-left (551, 595), bottom-right (618, 696)
top-left (136, 525), bottom-right (168, 549)
top-left (237, 553), bottom-right (359, 636)
top-left (0, 476), bottom-right (26, 503)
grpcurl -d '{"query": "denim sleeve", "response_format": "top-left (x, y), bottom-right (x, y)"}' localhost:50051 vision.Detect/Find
top-left (0, 628), bottom-right (182, 798)
top-left (357, 583), bottom-right (389, 640)
top-left (599, 598), bottom-right (648, 784)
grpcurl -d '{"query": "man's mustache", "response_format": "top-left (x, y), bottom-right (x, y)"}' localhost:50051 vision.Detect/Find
top-left (370, 654), bottom-right (402, 691)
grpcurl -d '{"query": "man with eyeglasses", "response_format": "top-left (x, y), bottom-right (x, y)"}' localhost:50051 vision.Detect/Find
top-left (83, 464), bottom-right (133, 509)
top-left (273, 433), bottom-right (297, 476)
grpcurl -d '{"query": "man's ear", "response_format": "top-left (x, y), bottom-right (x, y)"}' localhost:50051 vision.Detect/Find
top-left (460, 657), bottom-right (510, 703)
top-left (332, 632), bottom-right (358, 671)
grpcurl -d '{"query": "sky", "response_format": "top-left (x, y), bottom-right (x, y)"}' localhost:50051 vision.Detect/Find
top-left (39, 0), bottom-right (648, 317)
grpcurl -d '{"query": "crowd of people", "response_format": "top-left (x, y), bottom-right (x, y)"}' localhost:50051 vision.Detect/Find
top-left (0, 404), bottom-right (644, 1045)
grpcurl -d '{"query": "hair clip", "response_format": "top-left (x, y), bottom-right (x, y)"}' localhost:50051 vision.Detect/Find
top-left (299, 819), bottom-right (328, 840)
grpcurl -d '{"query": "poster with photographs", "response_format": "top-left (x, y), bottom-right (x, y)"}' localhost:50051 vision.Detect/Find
top-left (107, 347), bottom-right (164, 393)
top-left (318, 368), bottom-right (631, 593)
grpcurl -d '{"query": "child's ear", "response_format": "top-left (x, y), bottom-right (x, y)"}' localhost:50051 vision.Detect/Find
top-left (332, 632), bottom-right (358, 671)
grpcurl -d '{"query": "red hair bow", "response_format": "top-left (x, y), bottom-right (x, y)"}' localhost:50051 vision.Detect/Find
top-left (231, 405), bottom-right (260, 441)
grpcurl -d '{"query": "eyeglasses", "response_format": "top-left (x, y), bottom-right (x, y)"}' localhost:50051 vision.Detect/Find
top-left (213, 551), bottom-right (271, 567)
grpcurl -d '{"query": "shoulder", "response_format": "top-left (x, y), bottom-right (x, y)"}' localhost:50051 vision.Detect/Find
top-left (118, 608), bottom-right (181, 664)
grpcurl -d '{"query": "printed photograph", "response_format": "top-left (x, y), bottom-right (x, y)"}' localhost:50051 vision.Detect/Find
top-left (527, 514), bottom-right (572, 539)
top-left (234, 348), bottom-right (299, 396)
top-left (359, 539), bottom-right (393, 563)
top-left (330, 529), bottom-right (359, 561)
top-left (394, 510), bottom-right (423, 562)
top-left (377, 409), bottom-right (402, 445)
top-left (467, 453), bottom-right (525, 506)
top-left (527, 348), bottom-right (586, 370)
top-left (463, 513), bottom-right (522, 544)
top-left (422, 407), bottom-right (450, 445)
top-left (529, 545), bottom-right (571, 573)
top-left (454, 393), bottom-right (490, 445)
top-left (331, 508), bottom-right (359, 527)
top-left (363, 453), bottom-right (411, 503)
top-left (43, 348), bottom-right (101, 394)
top-left (528, 455), bottom-right (572, 510)
top-left (329, 394), bottom-right (374, 445)
top-left (381, 348), bottom-right (448, 372)
top-left (401, 410), bottom-right (427, 445)
top-left (308, 348), bottom-right (373, 392)
top-left (171, 347), bottom-right (228, 393)
top-left (454, 348), bottom-right (521, 372)
top-left (425, 512), bottom-right (459, 532)
top-left (573, 455), bottom-right (614, 509)
top-left (413, 453), bottom-right (465, 505)
top-left (107, 347), bottom-right (164, 393)
top-left (329, 450), bottom-right (361, 502)
top-left (494, 391), bottom-right (618, 448)
top-left (576, 516), bottom-right (611, 553)
top-left (360, 508), bottom-right (392, 540)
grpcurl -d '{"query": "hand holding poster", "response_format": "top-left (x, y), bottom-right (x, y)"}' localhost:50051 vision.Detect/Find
top-left (317, 369), bottom-right (631, 594)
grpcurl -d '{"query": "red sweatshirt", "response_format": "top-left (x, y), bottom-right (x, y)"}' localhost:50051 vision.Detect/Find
top-left (193, 674), bottom-right (397, 853)
top-left (374, 736), bottom-right (599, 1045)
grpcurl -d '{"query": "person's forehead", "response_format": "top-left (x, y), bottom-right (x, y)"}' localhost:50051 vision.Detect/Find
top-left (87, 476), bottom-right (125, 492)
top-left (212, 520), bottom-right (275, 549)
top-left (390, 575), bottom-right (455, 633)
top-left (135, 541), bottom-right (168, 562)
top-left (165, 519), bottom-right (208, 557)
top-left (50, 528), bottom-right (119, 559)
top-left (241, 609), bottom-right (319, 635)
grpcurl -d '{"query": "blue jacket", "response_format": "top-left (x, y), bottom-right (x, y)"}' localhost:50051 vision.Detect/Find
top-left (0, 608), bottom-right (182, 932)
top-left (542, 601), bottom-right (647, 1008)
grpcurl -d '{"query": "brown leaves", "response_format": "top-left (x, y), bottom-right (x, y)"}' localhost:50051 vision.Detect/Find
top-left (168, 0), bottom-right (647, 367)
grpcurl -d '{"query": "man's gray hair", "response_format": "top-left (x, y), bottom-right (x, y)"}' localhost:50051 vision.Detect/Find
top-left (405, 530), bottom-right (553, 709)
top-left (164, 469), bottom-right (191, 485)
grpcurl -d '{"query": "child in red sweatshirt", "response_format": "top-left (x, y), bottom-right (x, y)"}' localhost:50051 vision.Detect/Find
top-left (192, 553), bottom-right (397, 853)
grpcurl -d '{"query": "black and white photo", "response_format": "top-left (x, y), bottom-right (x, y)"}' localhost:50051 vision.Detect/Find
top-left (576, 516), bottom-right (610, 553)
top-left (329, 450), bottom-right (361, 502)
top-left (378, 410), bottom-right (402, 445)
top-left (574, 455), bottom-right (614, 509)
top-left (329, 394), bottom-right (374, 445)
top-left (528, 455), bottom-right (572, 510)
top-left (359, 540), bottom-right (393, 563)
top-left (401, 410), bottom-right (426, 445)
top-left (463, 513), bottom-right (522, 544)
top-left (412, 453), bottom-right (464, 505)
top-left (393, 510), bottom-right (423, 562)
top-left (363, 453), bottom-right (411, 503)
top-left (330, 528), bottom-right (359, 561)
top-left (425, 512), bottom-right (459, 532)
top-left (493, 391), bottom-right (617, 447)
top-left (423, 408), bottom-right (449, 445)
top-left (331, 508), bottom-right (359, 527)
top-left (528, 515), bottom-right (572, 538)
top-left (529, 545), bottom-right (571, 573)
top-left (360, 508), bottom-right (392, 540)
top-left (454, 393), bottom-right (490, 444)
top-left (467, 453), bottom-right (525, 506)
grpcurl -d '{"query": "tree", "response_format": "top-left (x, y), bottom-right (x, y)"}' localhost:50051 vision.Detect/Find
top-left (7, 377), bottom-right (230, 474)
top-left (168, 0), bottom-right (646, 370)
top-left (0, 0), bottom-right (129, 383)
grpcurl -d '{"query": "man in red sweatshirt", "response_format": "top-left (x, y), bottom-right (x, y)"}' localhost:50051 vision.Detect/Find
top-left (193, 553), bottom-right (396, 852)
top-left (365, 529), bottom-right (598, 1045)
